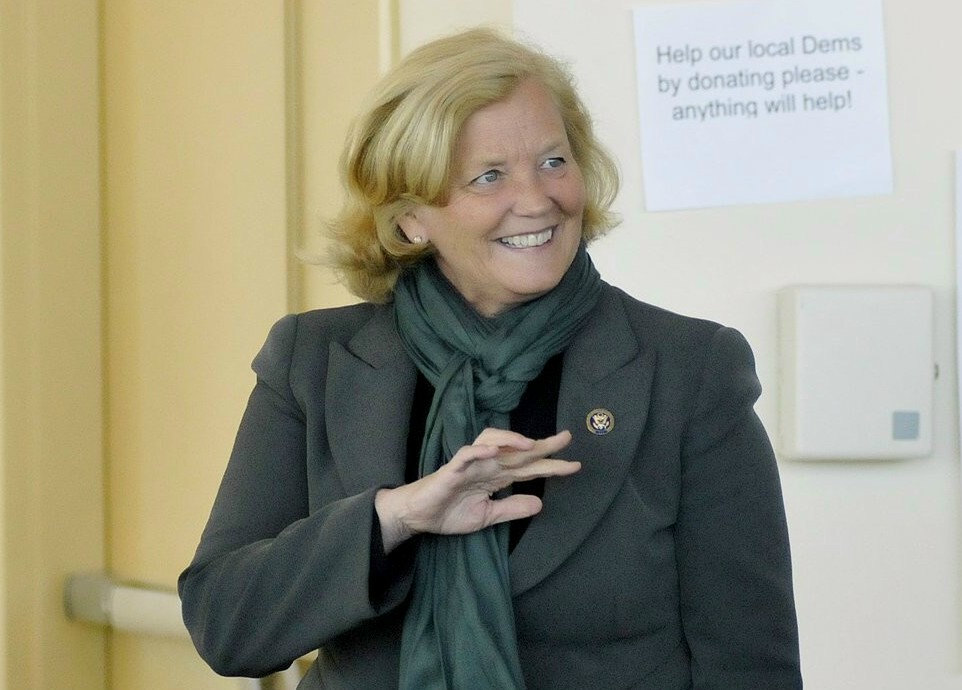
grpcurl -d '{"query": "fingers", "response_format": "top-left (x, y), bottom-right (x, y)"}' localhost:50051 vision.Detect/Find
top-left (495, 430), bottom-right (573, 469)
top-left (473, 428), bottom-right (572, 457)
top-left (390, 429), bottom-right (579, 539)
top-left (487, 494), bottom-right (544, 526)
top-left (447, 429), bottom-right (579, 489)
top-left (509, 458), bottom-right (581, 482)
top-left (449, 428), bottom-right (552, 469)
top-left (473, 427), bottom-right (536, 452)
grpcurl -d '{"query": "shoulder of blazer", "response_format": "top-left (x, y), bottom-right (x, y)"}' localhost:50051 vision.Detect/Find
top-left (603, 285), bottom-right (763, 427)
top-left (254, 301), bottom-right (405, 409)
top-left (291, 301), bottom-right (383, 347)
top-left (597, 284), bottom-right (759, 397)
top-left (283, 301), bottom-right (406, 366)
top-left (600, 283), bottom-right (747, 377)
top-left (603, 283), bottom-right (726, 349)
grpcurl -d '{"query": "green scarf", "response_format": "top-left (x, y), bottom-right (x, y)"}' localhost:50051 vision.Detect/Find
top-left (392, 244), bottom-right (602, 689)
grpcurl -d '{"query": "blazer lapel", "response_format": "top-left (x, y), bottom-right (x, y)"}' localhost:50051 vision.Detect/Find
top-left (510, 286), bottom-right (655, 595)
top-left (325, 306), bottom-right (417, 496)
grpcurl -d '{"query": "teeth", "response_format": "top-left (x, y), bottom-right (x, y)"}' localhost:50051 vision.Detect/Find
top-left (499, 228), bottom-right (553, 248)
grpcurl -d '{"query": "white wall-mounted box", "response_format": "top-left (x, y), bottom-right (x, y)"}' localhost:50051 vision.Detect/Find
top-left (777, 285), bottom-right (934, 461)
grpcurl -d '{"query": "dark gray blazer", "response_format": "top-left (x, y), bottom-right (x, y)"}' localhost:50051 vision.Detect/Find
top-left (179, 283), bottom-right (802, 689)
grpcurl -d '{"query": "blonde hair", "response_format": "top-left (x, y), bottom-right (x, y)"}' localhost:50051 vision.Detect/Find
top-left (327, 27), bottom-right (620, 303)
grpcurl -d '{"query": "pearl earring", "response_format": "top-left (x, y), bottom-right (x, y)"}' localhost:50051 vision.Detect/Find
top-left (412, 235), bottom-right (424, 244)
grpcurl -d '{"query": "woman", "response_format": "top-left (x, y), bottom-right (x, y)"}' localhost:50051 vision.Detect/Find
top-left (179, 28), bottom-right (802, 690)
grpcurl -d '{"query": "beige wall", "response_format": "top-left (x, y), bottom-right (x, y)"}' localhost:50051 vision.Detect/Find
top-left (0, 1), bottom-right (106, 689)
top-left (396, 0), bottom-right (511, 54)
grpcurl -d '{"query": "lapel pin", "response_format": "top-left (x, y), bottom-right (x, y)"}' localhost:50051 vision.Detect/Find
top-left (586, 408), bottom-right (614, 435)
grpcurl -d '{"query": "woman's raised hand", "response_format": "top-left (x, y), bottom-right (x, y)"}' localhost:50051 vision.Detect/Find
top-left (375, 429), bottom-right (578, 553)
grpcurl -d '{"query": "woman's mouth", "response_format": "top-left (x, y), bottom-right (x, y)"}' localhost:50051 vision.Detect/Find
top-left (498, 227), bottom-right (554, 248)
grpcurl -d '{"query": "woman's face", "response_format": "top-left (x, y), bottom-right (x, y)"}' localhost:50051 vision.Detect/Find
top-left (400, 79), bottom-right (586, 317)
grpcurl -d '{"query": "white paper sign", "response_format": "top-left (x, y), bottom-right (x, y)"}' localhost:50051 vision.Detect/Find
top-left (633, 0), bottom-right (893, 211)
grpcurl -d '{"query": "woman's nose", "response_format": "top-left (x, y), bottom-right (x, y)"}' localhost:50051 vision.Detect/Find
top-left (511, 173), bottom-right (553, 216)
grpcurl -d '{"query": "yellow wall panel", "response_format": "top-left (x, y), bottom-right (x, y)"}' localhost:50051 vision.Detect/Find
top-left (294, 0), bottom-right (382, 310)
top-left (103, 1), bottom-right (288, 687)
top-left (0, 1), bottom-right (106, 689)
top-left (103, 0), bottom-right (288, 584)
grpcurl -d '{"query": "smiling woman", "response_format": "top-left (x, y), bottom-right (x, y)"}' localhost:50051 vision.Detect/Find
top-left (179, 27), bottom-right (802, 690)
top-left (326, 27), bottom-right (619, 305)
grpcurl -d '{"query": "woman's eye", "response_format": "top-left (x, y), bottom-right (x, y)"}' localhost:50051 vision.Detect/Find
top-left (541, 157), bottom-right (565, 170)
top-left (473, 170), bottom-right (502, 185)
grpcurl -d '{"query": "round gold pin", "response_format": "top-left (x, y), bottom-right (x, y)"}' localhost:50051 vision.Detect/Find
top-left (586, 408), bottom-right (614, 435)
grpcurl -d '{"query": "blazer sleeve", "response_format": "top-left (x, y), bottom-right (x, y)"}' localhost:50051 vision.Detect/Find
top-left (676, 326), bottom-right (802, 689)
top-left (178, 314), bottom-right (416, 678)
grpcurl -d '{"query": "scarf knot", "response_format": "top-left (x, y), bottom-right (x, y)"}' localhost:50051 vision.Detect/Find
top-left (473, 367), bottom-right (525, 415)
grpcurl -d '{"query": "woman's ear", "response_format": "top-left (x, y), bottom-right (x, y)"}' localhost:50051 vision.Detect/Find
top-left (397, 210), bottom-right (428, 245)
